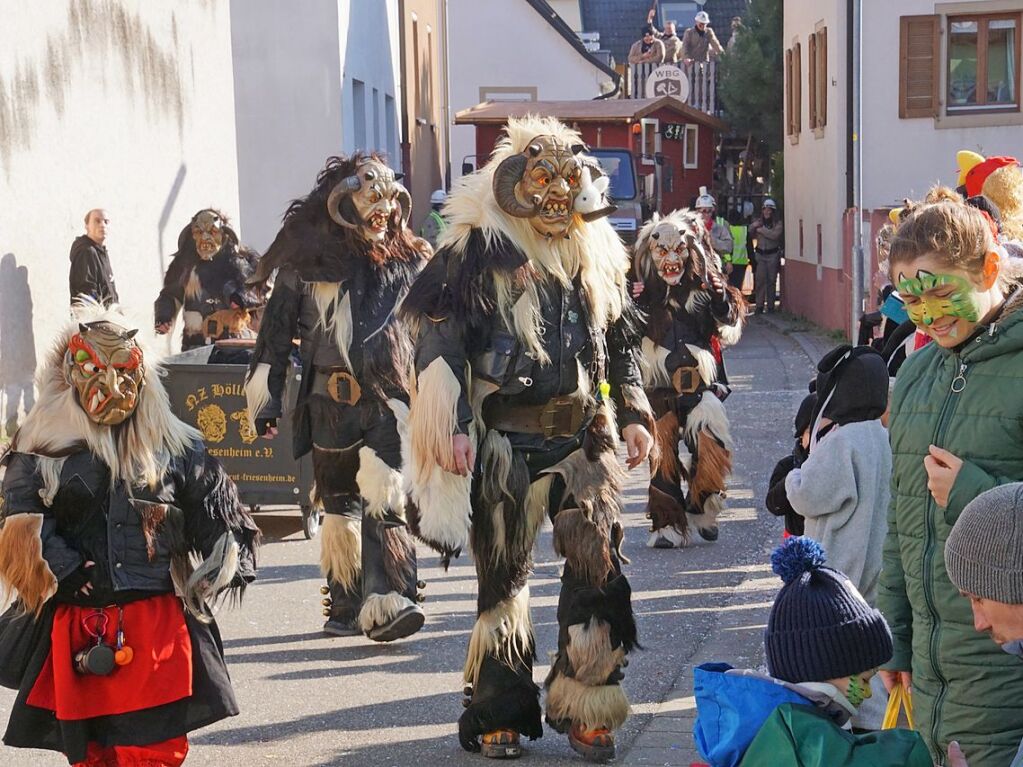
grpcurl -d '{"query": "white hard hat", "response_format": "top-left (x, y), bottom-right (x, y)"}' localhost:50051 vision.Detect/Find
top-left (695, 11), bottom-right (710, 24)
top-left (695, 186), bottom-right (716, 210)
top-left (763, 198), bottom-right (778, 209)
top-left (430, 189), bottom-right (447, 205)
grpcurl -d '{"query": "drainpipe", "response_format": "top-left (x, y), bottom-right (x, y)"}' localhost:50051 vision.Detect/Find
top-left (850, 0), bottom-right (864, 342)
top-left (442, 0), bottom-right (452, 188)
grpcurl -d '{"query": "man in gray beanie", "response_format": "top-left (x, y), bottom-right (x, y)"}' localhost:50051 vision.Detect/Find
top-left (945, 482), bottom-right (1023, 767)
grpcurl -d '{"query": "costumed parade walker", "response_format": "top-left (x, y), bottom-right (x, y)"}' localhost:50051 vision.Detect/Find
top-left (399, 115), bottom-right (656, 761)
top-left (0, 302), bottom-right (259, 766)
top-left (154, 209), bottom-right (266, 355)
top-left (632, 209), bottom-right (744, 549)
top-left (245, 152), bottom-right (429, 642)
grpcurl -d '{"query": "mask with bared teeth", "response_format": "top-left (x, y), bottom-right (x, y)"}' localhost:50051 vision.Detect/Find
top-left (492, 134), bottom-right (586, 238)
top-left (325, 158), bottom-right (412, 243)
top-left (65, 321), bottom-right (145, 426)
top-left (648, 219), bottom-right (703, 286)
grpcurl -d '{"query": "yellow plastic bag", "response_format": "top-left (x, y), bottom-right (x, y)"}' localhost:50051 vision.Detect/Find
top-left (882, 683), bottom-right (915, 730)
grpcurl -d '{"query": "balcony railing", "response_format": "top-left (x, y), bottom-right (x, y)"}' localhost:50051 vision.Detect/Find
top-left (627, 60), bottom-right (718, 115)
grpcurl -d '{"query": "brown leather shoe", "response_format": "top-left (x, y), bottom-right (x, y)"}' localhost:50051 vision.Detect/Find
top-left (568, 725), bottom-right (615, 762)
top-left (480, 729), bottom-right (522, 759)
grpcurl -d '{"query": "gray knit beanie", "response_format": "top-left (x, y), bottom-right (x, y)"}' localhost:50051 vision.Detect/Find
top-left (945, 483), bottom-right (1023, 603)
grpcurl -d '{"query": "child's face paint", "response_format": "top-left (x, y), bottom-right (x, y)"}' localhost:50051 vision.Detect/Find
top-left (897, 271), bottom-right (980, 327)
top-left (845, 673), bottom-right (873, 708)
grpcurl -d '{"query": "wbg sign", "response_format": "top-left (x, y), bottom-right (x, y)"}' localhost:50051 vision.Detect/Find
top-left (645, 65), bottom-right (690, 103)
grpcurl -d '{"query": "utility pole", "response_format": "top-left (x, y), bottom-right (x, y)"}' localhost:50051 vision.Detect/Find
top-left (850, 0), bottom-right (864, 342)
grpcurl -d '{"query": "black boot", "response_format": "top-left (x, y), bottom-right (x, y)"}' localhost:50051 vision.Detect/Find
top-left (460, 654), bottom-right (542, 755)
top-left (322, 577), bottom-right (362, 637)
top-left (360, 513), bottom-right (424, 642)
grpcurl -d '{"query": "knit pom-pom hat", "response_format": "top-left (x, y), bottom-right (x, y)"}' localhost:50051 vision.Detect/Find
top-left (765, 537), bottom-right (893, 683)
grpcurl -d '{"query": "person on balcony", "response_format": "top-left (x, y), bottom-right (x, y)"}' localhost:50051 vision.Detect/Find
top-left (682, 11), bottom-right (724, 66)
top-left (628, 27), bottom-right (665, 65)
top-left (657, 21), bottom-right (684, 64)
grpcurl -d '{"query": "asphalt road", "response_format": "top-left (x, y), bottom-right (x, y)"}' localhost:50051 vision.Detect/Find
top-left (0, 315), bottom-right (828, 766)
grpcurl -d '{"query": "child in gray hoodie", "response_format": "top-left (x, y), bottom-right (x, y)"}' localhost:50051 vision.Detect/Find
top-left (784, 345), bottom-right (892, 729)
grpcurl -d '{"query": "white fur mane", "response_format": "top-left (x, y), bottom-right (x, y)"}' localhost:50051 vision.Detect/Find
top-left (13, 301), bottom-right (200, 500)
top-left (440, 115), bottom-right (630, 360)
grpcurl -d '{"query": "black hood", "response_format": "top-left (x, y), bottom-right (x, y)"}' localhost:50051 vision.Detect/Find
top-left (794, 392), bottom-right (818, 437)
top-left (70, 235), bottom-right (104, 261)
top-left (811, 345), bottom-right (889, 426)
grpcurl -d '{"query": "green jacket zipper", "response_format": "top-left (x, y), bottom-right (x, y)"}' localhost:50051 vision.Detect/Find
top-left (924, 353), bottom-right (967, 758)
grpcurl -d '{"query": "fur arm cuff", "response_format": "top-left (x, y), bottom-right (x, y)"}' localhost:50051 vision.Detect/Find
top-left (0, 514), bottom-right (59, 615)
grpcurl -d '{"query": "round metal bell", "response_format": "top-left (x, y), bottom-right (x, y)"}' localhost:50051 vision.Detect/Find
top-left (319, 585), bottom-right (330, 595)
top-left (417, 580), bottom-right (426, 589)
top-left (322, 607), bottom-right (331, 616)
top-left (321, 598), bottom-right (332, 607)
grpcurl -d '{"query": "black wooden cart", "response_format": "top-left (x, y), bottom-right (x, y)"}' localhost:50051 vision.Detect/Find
top-left (162, 345), bottom-right (320, 538)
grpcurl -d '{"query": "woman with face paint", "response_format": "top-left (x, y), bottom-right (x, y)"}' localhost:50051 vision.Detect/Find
top-left (877, 188), bottom-right (1023, 766)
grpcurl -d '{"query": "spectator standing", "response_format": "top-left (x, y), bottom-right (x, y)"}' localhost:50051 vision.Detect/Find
top-left (419, 188), bottom-right (448, 249)
top-left (783, 345), bottom-right (892, 729)
top-left (695, 187), bottom-right (733, 260)
top-left (726, 207), bottom-right (752, 291)
top-left (727, 16), bottom-right (745, 51)
top-left (765, 391), bottom-right (817, 537)
top-left (682, 11), bottom-right (724, 65)
top-left (628, 27), bottom-right (665, 65)
top-left (750, 198), bottom-right (783, 313)
top-left (878, 191), bottom-right (1023, 766)
top-left (657, 21), bottom-right (683, 63)
top-left (69, 208), bottom-right (119, 307)
top-left (944, 483), bottom-right (1023, 767)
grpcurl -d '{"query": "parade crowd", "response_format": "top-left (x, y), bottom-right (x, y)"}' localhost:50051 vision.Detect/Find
top-left (1, 110), bottom-right (1023, 767)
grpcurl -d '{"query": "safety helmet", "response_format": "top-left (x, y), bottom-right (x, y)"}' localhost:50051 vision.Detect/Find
top-left (695, 186), bottom-right (716, 211)
top-left (695, 11), bottom-right (710, 24)
top-left (763, 198), bottom-right (778, 210)
top-left (430, 189), bottom-right (447, 205)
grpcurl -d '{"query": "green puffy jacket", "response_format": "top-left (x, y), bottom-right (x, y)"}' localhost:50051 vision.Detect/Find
top-left (879, 293), bottom-right (1023, 766)
top-left (739, 704), bottom-right (931, 766)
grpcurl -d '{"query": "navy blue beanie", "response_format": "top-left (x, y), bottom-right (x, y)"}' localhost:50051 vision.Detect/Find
top-left (765, 537), bottom-right (893, 683)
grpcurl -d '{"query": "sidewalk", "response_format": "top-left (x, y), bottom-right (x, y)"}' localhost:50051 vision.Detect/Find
top-left (620, 312), bottom-right (838, 767)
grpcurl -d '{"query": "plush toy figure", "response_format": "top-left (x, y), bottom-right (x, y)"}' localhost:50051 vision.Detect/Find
top-left (956, 150), bottom-right (1023, 241)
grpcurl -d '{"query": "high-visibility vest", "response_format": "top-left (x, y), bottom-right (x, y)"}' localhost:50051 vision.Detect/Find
top-left (729, 223), bottom-right (749, 265)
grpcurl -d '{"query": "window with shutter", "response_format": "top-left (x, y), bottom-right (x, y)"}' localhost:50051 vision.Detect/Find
top-left (818, 28), bottom-right (828, 129)
top-left (899, 15), bottom-right (940, 118)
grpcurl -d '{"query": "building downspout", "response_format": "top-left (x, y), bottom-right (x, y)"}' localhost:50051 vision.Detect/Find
top-left (850, 0), bottom-right (864, 341)
top-left (398, 1), bottom-right (412, 177)
top-left (441, 0), bottom-right (452, 187)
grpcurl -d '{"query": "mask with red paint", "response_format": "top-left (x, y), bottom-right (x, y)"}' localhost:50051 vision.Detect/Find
top-left (66, 321), bottom-right (145, 425)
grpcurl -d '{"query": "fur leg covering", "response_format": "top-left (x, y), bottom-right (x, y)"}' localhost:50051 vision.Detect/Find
top-left (243, 361), bottom-right (271, 429)
top-left (684, 391), bottom-right (733, 533)
top-left (546, 675), bottom-right (630, 732)
top-left (358, 591), bottom-right (417, 634)
top-left (404, 358), bottom-right (472, 558)
top-left (0, 514), bottom-right (57, 616)
top-left (356, 446), bottom-right (406, 521)
top-left (459, 654), bottom-right (543, 752)
top-left (319, 514), bottom-right (362, 592)
top-left (645, 484), bottom-right (689, 548)
top-left (464, 586), bottom-right (534, 690)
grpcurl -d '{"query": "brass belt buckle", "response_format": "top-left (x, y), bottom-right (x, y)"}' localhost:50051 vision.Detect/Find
top-left (327, 371), bottom-right (362, 406)
top-left (539, 396), bottom-right (584, 438)
top-left (672, 366), bottom-right (701, 395)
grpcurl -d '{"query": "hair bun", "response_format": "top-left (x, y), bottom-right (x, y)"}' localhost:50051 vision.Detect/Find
top-left (771, 537), bottom-right (827, 585)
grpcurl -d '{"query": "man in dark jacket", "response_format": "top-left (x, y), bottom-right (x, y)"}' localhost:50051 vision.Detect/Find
top-left (69, 209), bottom-right (118, 307)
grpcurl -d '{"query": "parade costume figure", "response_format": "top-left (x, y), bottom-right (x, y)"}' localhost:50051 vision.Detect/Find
top-left (154, 209), bottom-right (264, 351)
top-left (400, 116), bottom-right (656, 761)
top-left (633, 210), bottom-right (744, 549)
top-left (0, 304), bottom-right (258, 766)
top-left (957, 151), bottom-right (1023, 242)
top-left (245, 154), bottom-right (428, 642)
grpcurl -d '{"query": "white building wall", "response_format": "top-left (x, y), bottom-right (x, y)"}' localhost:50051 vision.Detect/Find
top-left (782, 0), bottom-right (847, 270)
top-left (231, 0), bottom-right (400, 253)
top-left (861, 0), bottom-right (1023, 210)
top-left (0, 0), bottom-right (239, 374)
top-left (448, 0), bottom-right (615, 177)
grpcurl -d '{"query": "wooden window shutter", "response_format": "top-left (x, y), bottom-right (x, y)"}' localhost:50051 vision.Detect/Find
top-left (785, 48), bottom-right (793, 135)
top-left (808, 34), bottom-right (818, 128)
top-left (819, 28), bottom-right (828, 126)
top-left (899, 15), bottom-right (940, 118)
top-left (793, 42), bottom-right (802, 132)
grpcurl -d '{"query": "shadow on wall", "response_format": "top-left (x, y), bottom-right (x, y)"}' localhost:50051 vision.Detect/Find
top-left (0, 253), bottom-right (37, 437)
top-left (0, 0), bottom-right (187, 174)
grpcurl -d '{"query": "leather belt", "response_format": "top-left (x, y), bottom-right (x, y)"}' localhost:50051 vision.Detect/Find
top-left (312, 366), bottom-right (362, 406)
top-left (485, 395), bottom-right (594, 439)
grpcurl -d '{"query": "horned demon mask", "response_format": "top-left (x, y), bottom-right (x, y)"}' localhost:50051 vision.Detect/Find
top-left (326, 159), bottom-right (412, 243)
top-left (492, 135), bottom-right (613, 238)
top-left (191, 210), bottom-right (225, 260)
top-left (65, 321), bottom-right (145, 425)
top-left (639, 212), bottom-right (712, 287)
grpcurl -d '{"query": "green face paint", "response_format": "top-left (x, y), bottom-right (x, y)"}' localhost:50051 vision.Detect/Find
top-left (897, 271), bottom-right (980, 328)
top-left (845, 675), bottom-right (872, 708)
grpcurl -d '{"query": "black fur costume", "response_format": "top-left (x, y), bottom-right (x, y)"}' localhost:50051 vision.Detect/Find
top-left (154, 210), bottom-right (264, 352)
top-left (400, 117), bottom-right (655, 753)
top-left (246, 154), bottom-right (429, 640)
